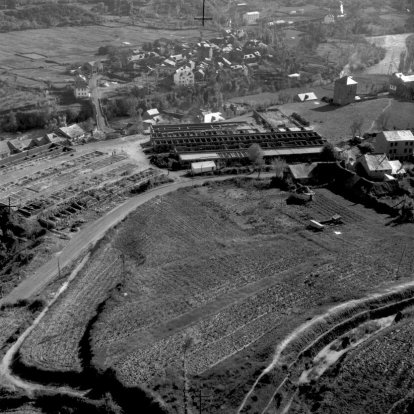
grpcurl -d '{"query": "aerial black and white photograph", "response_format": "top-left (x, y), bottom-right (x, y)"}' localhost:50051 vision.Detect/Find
top-left (0, 0), bottom-right (414, 413)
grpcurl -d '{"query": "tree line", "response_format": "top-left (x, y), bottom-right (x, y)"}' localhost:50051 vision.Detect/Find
top-left (1, 101), bottom-right (93, 132)
top-left (0, 3), bottom-right (102, 32)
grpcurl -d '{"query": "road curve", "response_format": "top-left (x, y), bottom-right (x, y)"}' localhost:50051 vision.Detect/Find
top-left (0, 175), bottom-right (246, 307)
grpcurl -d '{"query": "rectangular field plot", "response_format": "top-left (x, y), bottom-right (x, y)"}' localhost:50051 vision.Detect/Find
top-left (18, 179), bottom-right (414, 414)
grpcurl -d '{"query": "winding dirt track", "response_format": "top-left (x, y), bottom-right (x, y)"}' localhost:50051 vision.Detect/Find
top-left (1, 174), bottom-right (263, 308)
top-left (3, 172), bottom-right (414, 413)
top-left (0, 254), bottom-right (90, 395)
top-left (237, 279), bottom-right (414, 414)
top-left (363, 33), bottom-right (412, 75)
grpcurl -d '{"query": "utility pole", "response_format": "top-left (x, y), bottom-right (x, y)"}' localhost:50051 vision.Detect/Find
top-left (396, 244), bottom-right (407, 279)
top-left (57, 257), bottom-right (61, 279)
top-left (195, 0), bottom-right (213, 26)
top-left (120, 252), bottom-right (126, 285)
top-left (8, 196), bottom-right (17, 214)
top-left (198, 388), bottom-right (211, 414)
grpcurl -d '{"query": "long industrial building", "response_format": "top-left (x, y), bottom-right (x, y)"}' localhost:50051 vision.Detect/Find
top-left (150, 121), bottom-right (326, 164)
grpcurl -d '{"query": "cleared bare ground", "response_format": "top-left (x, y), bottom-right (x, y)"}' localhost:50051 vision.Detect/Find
top-left (13, 178), bottom-right (414, 413)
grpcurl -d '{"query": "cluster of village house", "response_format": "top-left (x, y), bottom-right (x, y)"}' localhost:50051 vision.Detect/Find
top-left (72, 26), bottom-right (275, 101)
top-left (342, 130), bottom-right (414, 181)
top-left (0, 125), bottom-right (85, 160)
top-left (328, 75), bottom-right (414, 181)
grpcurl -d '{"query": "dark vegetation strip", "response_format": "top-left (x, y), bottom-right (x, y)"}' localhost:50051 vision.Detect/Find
top-left (9, 283), bottom-right (166, 414)
top-left (243, 287), bottom-right (414, 413)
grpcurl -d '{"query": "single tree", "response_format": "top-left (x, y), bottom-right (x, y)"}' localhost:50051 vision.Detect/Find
top-left (321, 142), bottom-right (339, 161)
top-left (358, 142), bottom-right (374, 154)
top-left (376, 112), bottom-right (390, 131)
top-left (5, 111), bottom-right (18, 132)
top-left (350, 117), bottom-right (364, 137)
top-left (248, 143), bottom-right (265, 178)
top-left (272, 157), bottom-right (287, 179)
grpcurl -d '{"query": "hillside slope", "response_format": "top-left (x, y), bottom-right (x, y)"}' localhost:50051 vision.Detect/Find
top-left (0, 4), bottom-right (102, 32)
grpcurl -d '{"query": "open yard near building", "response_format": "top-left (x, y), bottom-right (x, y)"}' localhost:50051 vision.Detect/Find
top-left (11, 177), bottom-right (414, 413)
top-left (277, 97), bottom-right (414, 144)
top-left (0, 135), bottom-right (163, 297)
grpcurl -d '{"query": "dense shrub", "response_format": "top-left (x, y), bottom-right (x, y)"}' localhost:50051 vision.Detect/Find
top-left (0, 4), bottom-right (102, 32)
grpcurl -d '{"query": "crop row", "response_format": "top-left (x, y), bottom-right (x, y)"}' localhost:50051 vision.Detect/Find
top-left (110, 244), bottom-right (401, 389)
top-left (94, 190), bottom-right (320, 349)
top-left (96, 248), bottom-right (308, 352)
top-left (114, 192), bottom-right (245, 267)
top-left (306, 318), bottom-right (414, 414)
top-left (19, 247), bottom-right (122, 373)
top-left (112, 281), bottom-right (306, 385)
top-left (0, 307), bottom-right (30, 357)
top-left (310, 190), bottom-right (365, 223)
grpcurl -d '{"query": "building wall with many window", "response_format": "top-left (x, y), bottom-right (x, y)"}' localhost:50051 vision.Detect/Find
top-left (375, 130), bottom-right (414, 160)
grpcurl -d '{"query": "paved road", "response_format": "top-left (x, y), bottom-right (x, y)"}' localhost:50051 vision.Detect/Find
top-left (0, 174), bottom-right (253, 306)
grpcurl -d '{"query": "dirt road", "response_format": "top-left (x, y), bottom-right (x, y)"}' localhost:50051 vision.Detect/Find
top-left (0, 255), bottom-right (91, 396)
top-left (0, 175), bottom-right (249, 307)
top-left (363, 33), bottom-right (412, 74)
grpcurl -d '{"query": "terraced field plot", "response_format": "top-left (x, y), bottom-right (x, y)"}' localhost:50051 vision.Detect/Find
top-left (16, 179), bottom-right (414, 413)
top-left (292, 312), bottom-right (414, 414)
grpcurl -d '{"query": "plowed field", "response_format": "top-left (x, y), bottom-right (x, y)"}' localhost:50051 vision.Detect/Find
top-left (16, 179), bottom-right (414, 413)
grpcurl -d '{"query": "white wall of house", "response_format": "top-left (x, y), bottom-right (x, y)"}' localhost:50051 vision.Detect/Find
top-left (243, 11), bottom-right (260, 25)
top-left (375, 131), bottom-right (414, 160)
top-left (74, 87), bottom-right (90, 99)
top-left (173, 67), bottom-right (194, 86)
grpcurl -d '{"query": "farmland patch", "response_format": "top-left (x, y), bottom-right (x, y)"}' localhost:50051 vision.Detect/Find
top-left (12, 179), bottom-right (414, 413)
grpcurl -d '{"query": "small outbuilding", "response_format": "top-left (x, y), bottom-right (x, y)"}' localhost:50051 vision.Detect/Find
top-left (287, 162), bottom-right (319, 184)
top-left (203, 112), bottom-right (225, 123)
top-left (191, 161), bottom-right (216, 175)
top-left (58, 124), bottom-right (86, 141)
top-left (389, 160), bottom-right (406, 177)
top-left (296, 92), bottom-right (318, 102)
top-left (143, 108), bottom-right (160, 120)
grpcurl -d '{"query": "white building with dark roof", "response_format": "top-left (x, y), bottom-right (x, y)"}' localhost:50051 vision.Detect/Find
top-left (375, 130), bottom-right (414, 160)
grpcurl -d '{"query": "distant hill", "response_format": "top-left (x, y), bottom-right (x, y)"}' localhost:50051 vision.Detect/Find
top-left (0, 4), bottom-right (102, 32)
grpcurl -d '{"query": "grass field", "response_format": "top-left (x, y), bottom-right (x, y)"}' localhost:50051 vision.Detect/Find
top-left (15, 178), bottom-right (414, 413)
top-left (0, 25), bottom-right (216, 64)
top-left (0, 25), bottom-right (216, 90)
top-left (230, 90), bottom-right (414, 143)
top-left (277, 98), bottom-right (396, 143)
